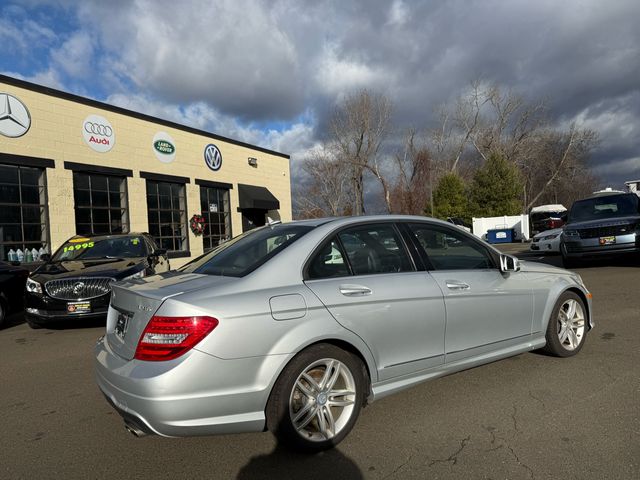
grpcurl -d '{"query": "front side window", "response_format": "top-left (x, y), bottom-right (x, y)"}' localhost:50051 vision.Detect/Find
top-left (409, 223), bottom-right (494, 270)
top-left (181, 224), bottom-right (313, 277)
top-left (73, 172), bottom-right (129, 235)
top-left (200, 186), bottom-right (231, 252)
top-left (337, 224), bottom-right (413, 275)
top-left (146, 180), bottom-right (188, 253)
top-left (0, 164), bottom-right (50, 261)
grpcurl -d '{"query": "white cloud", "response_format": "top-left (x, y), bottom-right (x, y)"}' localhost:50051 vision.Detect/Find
top-left (387, 0), bottom-right (409, 27)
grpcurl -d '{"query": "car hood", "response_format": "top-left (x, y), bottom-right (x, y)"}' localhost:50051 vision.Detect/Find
top-left (31, 257), bottom-right (145, 282)
top-left (533, 228), bottom-right (563, 240)
top-left (564, 215), bottom-right (640, 230)
top-left (518, 260), bottom-right (569, 275)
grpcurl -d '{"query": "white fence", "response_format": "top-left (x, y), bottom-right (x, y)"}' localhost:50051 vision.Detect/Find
top-left (472, 214), bottom-right (530, 242)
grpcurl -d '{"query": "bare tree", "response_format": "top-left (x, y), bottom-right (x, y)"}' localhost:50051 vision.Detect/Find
top-left (296, 145), bottom-right (352, 218)
top-left (390, 129), bottom-right (432, 214)
top-left (330, 89), bottom-right (392, 214)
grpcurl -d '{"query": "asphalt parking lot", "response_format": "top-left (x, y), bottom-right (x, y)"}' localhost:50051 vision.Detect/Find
top-left (1, 248), bottom-right (639, 479)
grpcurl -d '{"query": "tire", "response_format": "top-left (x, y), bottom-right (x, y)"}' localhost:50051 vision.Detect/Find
top-left (560, 243), bottom-right (579, 269)
top-left (0, 298), bottom-right (6, 328)
top-left (542, 291), bottom-right (588, 357)
top-left (266, 343), bottom-right (367, 452)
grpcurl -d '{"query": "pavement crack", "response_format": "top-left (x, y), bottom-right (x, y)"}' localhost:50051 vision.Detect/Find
top-left (428, 436), bottom-right (471, 467)
top-left (382, 453), bottom-right (414, 479)
top-left (528, 390), bottom-right (546, 409)
top-left (505, 443), bottom-right (535, 480)
top-left (510, 404), bottom-right (520, 433)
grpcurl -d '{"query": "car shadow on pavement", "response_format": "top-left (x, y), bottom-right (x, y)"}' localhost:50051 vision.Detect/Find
top-left (236, 445), bottom-right (363, 480)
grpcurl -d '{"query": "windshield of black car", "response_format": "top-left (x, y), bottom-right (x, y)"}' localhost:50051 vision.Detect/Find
top-left (180, 224), bottom-right (314, 277)
top-left (52, 236), bottom-right (147, 261)
top-left (568, 195), bottom-right (640, 222)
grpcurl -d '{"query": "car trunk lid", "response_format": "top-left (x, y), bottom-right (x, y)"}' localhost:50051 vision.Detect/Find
top-left (105, 272), bottom-right (236, 360)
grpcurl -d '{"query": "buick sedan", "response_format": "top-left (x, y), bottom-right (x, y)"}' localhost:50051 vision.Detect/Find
top-left (95, 216), bottom-right (592, 452)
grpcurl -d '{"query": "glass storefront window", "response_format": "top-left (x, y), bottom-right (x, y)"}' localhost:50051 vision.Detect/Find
top-left (199, 186), bottom-right (231, 252)
top-left (73, 172), bottom-right (129, 235)
top-left (0, 164), bottom-right (50, 261)
top-left (146, 180), bottom-right (188, 253)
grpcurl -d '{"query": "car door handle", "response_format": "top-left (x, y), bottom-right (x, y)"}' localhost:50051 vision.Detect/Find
top-left (446, 280), bottom-right (470, 290)
top-left (339, 284), bottom-right (372, 296)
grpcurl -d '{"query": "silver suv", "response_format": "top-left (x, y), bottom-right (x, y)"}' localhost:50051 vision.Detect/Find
top-left (561, 192), bottom-right (640, 267)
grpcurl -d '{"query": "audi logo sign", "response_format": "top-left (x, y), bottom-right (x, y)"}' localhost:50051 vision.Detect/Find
top-left (82, 114), bottom-right (115, 153)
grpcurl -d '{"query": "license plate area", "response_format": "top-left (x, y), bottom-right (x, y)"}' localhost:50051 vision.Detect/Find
top-left (67, 301), bottom-right (91, 314)
top-left (114, 311), bottom-right (132, 340)
top-left (599, 236), bottom-right (616, 246)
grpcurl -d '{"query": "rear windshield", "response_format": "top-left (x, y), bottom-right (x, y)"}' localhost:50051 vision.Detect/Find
top-left (180, 224), bottom-right (314, 277)
top-left (568, 194), bottom-right (640, 222)
top-left (52, 236), bottom-right (146, 261)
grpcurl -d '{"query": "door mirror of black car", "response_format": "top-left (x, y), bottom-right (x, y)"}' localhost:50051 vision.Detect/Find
top-left (40, 253), bottom-right (51, 262)
top-left (499, 254), bottom-right (520, 273)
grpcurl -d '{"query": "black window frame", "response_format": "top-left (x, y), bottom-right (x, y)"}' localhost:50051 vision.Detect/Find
top-left (72, 171), bottom-right (130, 235)
top-left (145, 179), bottom-right (190, 257)
top-left (0, 163), bottom-right (51, 262)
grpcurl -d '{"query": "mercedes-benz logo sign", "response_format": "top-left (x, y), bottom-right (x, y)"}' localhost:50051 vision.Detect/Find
top-left (84, 122), bottom-right (113, 137)
top-left (72, 282), bottom-right (86, 297)
top-left (204, 144), bottom-right (222, 171)
top-left (82, 114), bottom-right (115, 153)
top-left (0, 93), bottom-right (31, 138)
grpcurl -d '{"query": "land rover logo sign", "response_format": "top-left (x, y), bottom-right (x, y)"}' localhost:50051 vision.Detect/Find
top-left (82, 114), bottom-right (115, 153)
top-left (204, 144), bottom-right (222, 171)
top-left (0, 93), bottom-right (31, 138)
top-left (152, 131), bottom-right (176, 163)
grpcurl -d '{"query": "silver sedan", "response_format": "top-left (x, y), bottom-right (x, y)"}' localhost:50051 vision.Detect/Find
top-left (95, 215), bottom-right (593, 452)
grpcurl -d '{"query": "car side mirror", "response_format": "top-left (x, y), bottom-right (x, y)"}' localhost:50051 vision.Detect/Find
top-left (499, 254), bottom-right (520, 273)
top-left (40, 253), bottom-right (51, 262)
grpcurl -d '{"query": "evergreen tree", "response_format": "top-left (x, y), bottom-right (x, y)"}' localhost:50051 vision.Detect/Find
top-left (427, 172), bottom-right (469, 221)
top-left (469, 153), bottom-right (523, 217)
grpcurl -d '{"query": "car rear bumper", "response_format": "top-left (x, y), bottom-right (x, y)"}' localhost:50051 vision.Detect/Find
top-left (94, 335), bottom-right (290, 437)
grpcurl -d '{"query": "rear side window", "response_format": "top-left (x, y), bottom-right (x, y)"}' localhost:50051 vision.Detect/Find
top-left (181, 224), bottom-right (314, 277)
top-left (338, 224), bottom-right (412, 275)
top-left (307, 239), bottom-right (350, 279)
top-left (409, 223), bottom-right (494, 270)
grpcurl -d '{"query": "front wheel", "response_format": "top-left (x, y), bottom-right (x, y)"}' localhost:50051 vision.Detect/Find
top-left (542, 291), bottom-right (588, 357)
top-left (266, 344), bottom-right (367, 452)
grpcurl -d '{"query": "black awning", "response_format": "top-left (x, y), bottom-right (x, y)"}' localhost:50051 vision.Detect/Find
top-left (238, 184), bottom-right (280, 210)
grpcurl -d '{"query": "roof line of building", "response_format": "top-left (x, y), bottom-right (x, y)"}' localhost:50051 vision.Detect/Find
top-left (0, 74), bottom-right (290, 160)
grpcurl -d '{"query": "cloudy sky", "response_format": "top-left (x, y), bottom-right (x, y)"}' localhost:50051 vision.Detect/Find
top-left (1, 0), bottom-right (639, 189)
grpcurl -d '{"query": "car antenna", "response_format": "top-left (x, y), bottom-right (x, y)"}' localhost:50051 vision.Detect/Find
top-left (267, 217), bottom-right (281, 228)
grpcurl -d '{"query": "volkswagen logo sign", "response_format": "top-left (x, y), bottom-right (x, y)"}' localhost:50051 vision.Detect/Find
top-left (204, 144), bottom-right (222, 171)
top-left (0, 93), bottom-right (31, 138)
top-left (82, 114), bottom-right (115, 153)
top-left (72, 282), bottom-right (86, 297)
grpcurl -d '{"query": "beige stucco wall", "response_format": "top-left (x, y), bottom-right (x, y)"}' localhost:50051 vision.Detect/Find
top-left (0, 80), bottom-right (292, 268)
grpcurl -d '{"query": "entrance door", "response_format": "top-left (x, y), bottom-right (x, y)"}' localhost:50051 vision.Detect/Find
top-left (241, 208), bottom-right (266, 232)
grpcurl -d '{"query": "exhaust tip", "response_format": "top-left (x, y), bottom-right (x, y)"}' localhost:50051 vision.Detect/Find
top-left (124, 422), bottom-right (147, 437)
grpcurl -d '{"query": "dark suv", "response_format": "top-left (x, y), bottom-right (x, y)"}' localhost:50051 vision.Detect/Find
top-left (561, 192), bottom-right (640, 267)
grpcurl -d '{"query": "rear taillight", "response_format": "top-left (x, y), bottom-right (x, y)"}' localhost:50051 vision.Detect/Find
top-left (134, 315), bottom-right (219, 361)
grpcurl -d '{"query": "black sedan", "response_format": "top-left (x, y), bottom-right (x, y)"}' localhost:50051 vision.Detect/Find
top-left (24, 233), bottom-right (169, 328)
top-left (0, 261), bottom-right (30, 328)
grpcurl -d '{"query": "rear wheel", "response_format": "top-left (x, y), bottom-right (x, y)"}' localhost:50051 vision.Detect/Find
top-left (0, 298), bottom-right (6, 328)
top-left (543, 291), bottom-right (587, 357)
top-left (266, 343), bottom-right (366, 452)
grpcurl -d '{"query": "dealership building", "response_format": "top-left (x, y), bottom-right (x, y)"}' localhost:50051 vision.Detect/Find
top-left (0, 74), bottom-right (292, 267)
